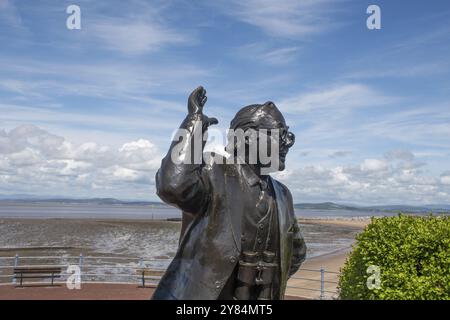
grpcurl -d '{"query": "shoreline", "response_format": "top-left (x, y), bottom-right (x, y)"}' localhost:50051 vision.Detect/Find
top-left (0, 216), bottom-right (373, 222)
top-left (299, 218), bottom-right (371, 229)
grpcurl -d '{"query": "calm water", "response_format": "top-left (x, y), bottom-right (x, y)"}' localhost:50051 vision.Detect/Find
top-left (0, 203), bottom-right (178, 220)
top-left (0, 202), bottom-right (391, 219)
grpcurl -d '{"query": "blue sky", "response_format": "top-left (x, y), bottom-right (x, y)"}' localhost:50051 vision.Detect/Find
top-left (0, 0), bottom-right (449, 205)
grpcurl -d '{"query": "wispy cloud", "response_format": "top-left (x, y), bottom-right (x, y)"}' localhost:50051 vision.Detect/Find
top-left (215, 0), bottom-right (344, 38)
top-left (0, 0), bottom-right (23, 29)
top-left (0, 103), bottom-right (177, 133)
top-left (329, 151), bottom-right (352, 158)
top-left (278, 83), bottom-right (397, 114)
top-left (91, 18), bottom-right (191, 55)
top-left (361, 105), bottom-right (450, 149)
top-left (0, 57), bottom-right (210, 109)
top-left (235, 43), bottom-right (300, 65)
top-left (345, 62), bottom-right (450, 80)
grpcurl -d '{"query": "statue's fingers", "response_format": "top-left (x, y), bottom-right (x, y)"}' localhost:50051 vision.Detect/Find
top-left (207, 117), bottom-right (219, 126)
top-left (196, 86), bottom-right (204, 93)
top-left (189, 86), bottom-right (203, 102)
top-left (201, 95), bottom-right (207, 106)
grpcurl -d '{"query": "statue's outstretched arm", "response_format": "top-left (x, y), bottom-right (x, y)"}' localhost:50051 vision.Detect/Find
top-left (155, 86), bottom-right (218, 214)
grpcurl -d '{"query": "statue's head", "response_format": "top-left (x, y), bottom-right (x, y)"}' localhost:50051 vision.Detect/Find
top-left (228, 101), bottom-right (295, 172)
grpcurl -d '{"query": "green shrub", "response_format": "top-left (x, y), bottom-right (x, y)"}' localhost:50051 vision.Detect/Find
top-left (338, 214), bottom-right (450, 300)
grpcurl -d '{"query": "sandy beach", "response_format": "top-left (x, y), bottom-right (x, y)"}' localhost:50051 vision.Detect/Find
top-left (286, 218), bottom-right (369, 299)
top-left (300, 218), bottom-right (371, 229)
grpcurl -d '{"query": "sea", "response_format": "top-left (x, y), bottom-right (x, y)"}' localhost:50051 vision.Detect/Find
top-left (0, 202), bottom-right (399, 220)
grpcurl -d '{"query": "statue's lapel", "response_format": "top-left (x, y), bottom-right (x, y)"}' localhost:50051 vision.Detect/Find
top-left (269, 176), bottom-right (291, 298)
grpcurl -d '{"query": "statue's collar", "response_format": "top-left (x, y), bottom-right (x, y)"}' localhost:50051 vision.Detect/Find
top-left (239, 164), bottom-right (269, 190)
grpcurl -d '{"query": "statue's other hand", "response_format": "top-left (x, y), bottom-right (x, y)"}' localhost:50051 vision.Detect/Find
top-left (188, 86), bottom-right (207, 114)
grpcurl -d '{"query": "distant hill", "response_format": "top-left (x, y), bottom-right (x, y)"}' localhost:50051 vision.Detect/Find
top-left (294, 202), bottom-right (359, 211)
top-left (0, 196), bottom-right (167, 207)
top-left (294, 202), bottom-right (450, 213)
top-left (363, 204), bottom-right (450, 213)
top-left (1, 196), bottom-right (448, 213)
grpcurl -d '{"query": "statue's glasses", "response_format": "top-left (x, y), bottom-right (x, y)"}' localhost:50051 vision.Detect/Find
top-left (262, 126), bottom-right (295, 148)
top-left (280, 126), bottom-right (295, 148)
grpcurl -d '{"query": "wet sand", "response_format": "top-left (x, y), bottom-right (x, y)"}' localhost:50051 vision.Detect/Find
top-left (0, 217), bottom-right (364, 260)
top-left (0, 218), bottom-right (369, 299)
top-left (299, 218), bottom-right (371, 229)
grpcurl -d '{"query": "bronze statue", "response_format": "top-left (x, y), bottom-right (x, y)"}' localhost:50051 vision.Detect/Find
top-left (152, 86), bottom-right (306, 300)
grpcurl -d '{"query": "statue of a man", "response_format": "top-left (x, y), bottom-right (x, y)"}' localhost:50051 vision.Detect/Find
top-left (152, 86), bottom-right (306, 300)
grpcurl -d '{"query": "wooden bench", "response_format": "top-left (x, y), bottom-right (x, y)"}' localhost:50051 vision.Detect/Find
top-left (136, 268), bottom-right (165, 288)
top-left (14, 266), bottom-right (63, 287)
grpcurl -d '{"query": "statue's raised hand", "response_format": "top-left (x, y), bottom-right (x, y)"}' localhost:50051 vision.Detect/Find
top-left (188, 86), bottom-right (218, 127)
top-left (188, 86), bottom-right (207, 114)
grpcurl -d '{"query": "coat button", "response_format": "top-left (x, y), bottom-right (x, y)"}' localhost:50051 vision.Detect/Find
top-left (215, 280), bottom-right (221, 289)
top-left (229, 256), bottom-right (237, 263)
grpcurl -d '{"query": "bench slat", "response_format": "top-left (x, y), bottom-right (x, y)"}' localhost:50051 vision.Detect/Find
top-left (14, 275), bottom-right (62, 279)
top-left (14, 269), bottom-right (62, 273)
top-left (14, 267), bottom-right (62, 287)
top-left (136, 269), bottom-right (165, 276)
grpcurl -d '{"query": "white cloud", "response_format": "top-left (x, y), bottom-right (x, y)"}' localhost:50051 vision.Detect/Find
top-left (7, 147), bottom-right (41, 167)
top-left (1, 124), bottom-right (449, 204)
top-left (360, 159), bottom-right (388, 172)
top-left (273, 153), bottom-right (450, 205)
top-left (0, 125), bottom-right (163, 200)
top-left (441, 172), bottom-right (450, 185)
top-left (107, 165), bottom-right (144, 182)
